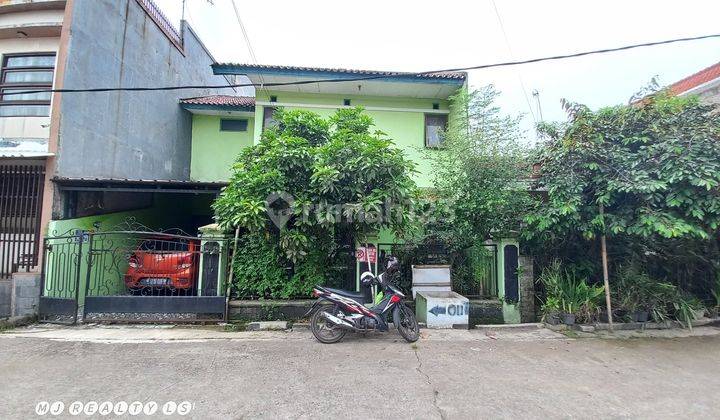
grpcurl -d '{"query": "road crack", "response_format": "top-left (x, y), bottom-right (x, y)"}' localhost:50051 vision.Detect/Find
top-left (414, 348), bottom-right (445, 420)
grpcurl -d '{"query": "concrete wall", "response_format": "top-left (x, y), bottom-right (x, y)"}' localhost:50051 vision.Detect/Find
top-left (0, 279), bottom-right (10, 317)
top-left (53, 0), bottom-right (230, 181)
top-left (11, 271), bottom-right (40, 316)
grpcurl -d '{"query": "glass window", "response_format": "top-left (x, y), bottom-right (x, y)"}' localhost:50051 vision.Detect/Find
top-left (4, 70), bottom-right (54, 84)
top-left (220, 119), bottom-right (248, 132)
top-left (0, 53), bottom-right (56, 117)
top-left (263, 106), bottom-right (278, 130)
top-left (1, 88), bottom-right (52, 102)
top-left (425, 114), bottom-right (448, 148)
top-left (0, 105), bottom-right (50, 117)
top-left (5, 55), bottom-right (55, 68)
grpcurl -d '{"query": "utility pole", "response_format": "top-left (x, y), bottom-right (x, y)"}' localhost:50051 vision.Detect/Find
top-left (532, 89), bottom-right (544, 122)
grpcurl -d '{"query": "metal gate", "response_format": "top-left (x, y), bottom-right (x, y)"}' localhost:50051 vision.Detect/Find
top-left (39, 226), bottom-right (228, 323)
top-left (0, 163), bottom-right (44, 279)
top-left (38, 230), bottom-right (83, 323)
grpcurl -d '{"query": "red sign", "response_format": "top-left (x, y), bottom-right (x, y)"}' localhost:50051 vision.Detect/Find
top-left (356, 246), bottom-right (377, 263)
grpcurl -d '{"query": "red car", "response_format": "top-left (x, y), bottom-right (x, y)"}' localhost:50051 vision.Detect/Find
top-left (124, 238), bottom-right (199, 292)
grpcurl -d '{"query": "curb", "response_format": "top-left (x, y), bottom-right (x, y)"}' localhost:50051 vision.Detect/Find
top-left (0, 314), bottom-right (36, 330)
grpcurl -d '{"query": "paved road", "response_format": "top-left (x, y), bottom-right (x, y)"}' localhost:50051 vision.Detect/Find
top-left (1, 325), bottom-right (719, 419)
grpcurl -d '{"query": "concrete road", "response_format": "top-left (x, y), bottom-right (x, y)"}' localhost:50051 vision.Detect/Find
top-left (1, 325), bottom-right (719, 419)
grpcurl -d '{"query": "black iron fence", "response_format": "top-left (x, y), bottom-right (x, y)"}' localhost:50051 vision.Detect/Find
top-left (0, 163), bottom-right (44, 279)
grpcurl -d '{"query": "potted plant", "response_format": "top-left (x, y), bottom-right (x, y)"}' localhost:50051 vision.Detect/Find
top-left (541, 296), bottom-right (561, 325)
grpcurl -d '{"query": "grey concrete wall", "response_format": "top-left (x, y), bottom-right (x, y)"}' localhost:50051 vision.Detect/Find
top-left (11, 272), bottom-right (40, 317)
top-left (54, 0), bottom-right (232, 181)
top-left (0, 280), bottom-right (11, 317)
top-left (519, 256), bottom-right (536, 322)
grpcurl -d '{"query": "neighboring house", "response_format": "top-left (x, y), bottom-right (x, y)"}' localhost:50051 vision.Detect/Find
top-left (181, 64), bottom-right (467, 188)
top-left (0, 0), bottom-right (233, 282)
top-left (668, 61), bottom-right (720, 103)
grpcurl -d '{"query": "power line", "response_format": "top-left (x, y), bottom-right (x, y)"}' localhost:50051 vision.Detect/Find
top-left (230, 0), bottom-right (269, 97)
top-left (4, 32), bottom-right (720, 97)
top-left (490, 0), bottom-right (537, 124)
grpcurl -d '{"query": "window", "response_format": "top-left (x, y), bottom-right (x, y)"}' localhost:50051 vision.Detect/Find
top-left (262, 106), bottom-right (278, 130)
top-left (220, 119), bottom-right (248, 132)
top-left (432, 103), bottom-right (440, 110)
top-left (0, 53), bottom-right (55, 117)
top-left (269, 95), bottom-right (277, 102)
top-left (343, 99), bottom-right (351, 106)
top-left (425, 114), bottom-right (448, 148)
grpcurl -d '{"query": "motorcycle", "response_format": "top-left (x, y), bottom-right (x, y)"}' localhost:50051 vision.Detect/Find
top-left (305, 256), bottom-right (420, 343)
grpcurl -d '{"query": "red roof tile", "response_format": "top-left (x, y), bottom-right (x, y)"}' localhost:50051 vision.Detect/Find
top-left (668, 61), bottom-right (720, 95)
top-left (212, 63), bottom-right (467, 80)
top-left (180, 95), bottom-right (255, 108)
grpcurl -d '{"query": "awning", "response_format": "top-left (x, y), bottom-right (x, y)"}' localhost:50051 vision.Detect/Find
top-left (52, 177), bottom-right (227, 194)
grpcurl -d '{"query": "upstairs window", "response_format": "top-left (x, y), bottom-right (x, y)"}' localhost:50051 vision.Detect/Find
top-left (0, 53), bottom-right (55, 117)
top-left (262, 106), bottom-right (278, 130)
top-left (220, 119), bottom-right (248, 132)
top-left (425, 114), bottom-right (448, 148)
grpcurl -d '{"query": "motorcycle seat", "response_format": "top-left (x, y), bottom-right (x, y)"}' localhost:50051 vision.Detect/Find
top-left (324, 287), bottom-right (366, 302)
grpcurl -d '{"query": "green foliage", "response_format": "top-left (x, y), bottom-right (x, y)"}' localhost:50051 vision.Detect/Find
top-left (537, 261), bottom-right (604, 322)
top-left (216, 107), bottom-right (419, 298)
top-left (527, 93), bottom-right (720, 241)
top-left (427, 87), bottom-right (534, 247)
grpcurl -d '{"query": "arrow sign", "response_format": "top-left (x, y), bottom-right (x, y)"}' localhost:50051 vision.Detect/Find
top-left (429, 305), bottom-right (446, 316)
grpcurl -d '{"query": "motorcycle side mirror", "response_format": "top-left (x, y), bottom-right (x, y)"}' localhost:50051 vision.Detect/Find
top-left (386, 256), bottom-right (399, 270)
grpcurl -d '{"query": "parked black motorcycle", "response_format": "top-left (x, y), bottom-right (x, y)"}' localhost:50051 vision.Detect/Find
top-left (305, 256), bottom-right (420, 343)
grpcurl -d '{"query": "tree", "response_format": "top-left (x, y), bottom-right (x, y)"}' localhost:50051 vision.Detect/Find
top-left (426, 86), bottom-right (533, 248)
top-left (213, 107), bottom-right (418, 297)
top-left (526, 92), bottom-right (720, 299)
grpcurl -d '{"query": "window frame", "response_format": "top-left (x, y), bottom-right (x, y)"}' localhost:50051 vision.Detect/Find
top-left (424, 113), bottom-right (449, 149)
top-left (262, 106), bottom-right (278, 130)
top-left (0, 52), bottom-right (56, 117)
top-left (219, 118), bottom-right (248, 132)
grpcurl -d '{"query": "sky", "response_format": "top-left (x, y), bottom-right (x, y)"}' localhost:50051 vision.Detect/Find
top-left (155, 0), bottom-right (720, 141)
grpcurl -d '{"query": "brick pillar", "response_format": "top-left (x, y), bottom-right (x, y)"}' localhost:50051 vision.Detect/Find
top-left (518, 256), bottom-right (536, 322)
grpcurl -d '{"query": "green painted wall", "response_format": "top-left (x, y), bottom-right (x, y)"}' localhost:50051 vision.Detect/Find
top-left (252, 91), bottom-right (455, 188)
top-left (190, 91), bottom-right (463, 188)
top-left (190, 114), bottom-right (255, 182)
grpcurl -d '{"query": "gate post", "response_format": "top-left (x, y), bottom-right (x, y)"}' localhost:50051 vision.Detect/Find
top-left (72, 230), bottom-right (86, 324)
top-left (79, 231), bottom-right (94, 323)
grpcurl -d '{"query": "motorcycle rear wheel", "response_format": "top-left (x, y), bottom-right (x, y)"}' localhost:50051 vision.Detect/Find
top-left (394, 304), bottom-right (420, 342)
top-left (310, 304), bottom-right (347, 344)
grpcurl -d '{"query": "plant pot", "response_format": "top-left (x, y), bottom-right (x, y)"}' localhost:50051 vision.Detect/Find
top-left (630, 310), bottom-right (649, 323)
top-left (544, 313), bottom-right (560, 325)
top-left (561, 313), bottom-right (576, 325)
top-left (693, 309), bottom-right (706, 320)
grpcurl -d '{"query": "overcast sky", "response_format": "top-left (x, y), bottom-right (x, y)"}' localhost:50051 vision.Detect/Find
top-left (156, 0), bottom-right (720, 141)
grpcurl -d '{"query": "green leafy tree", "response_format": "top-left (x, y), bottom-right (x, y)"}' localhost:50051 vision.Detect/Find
top-left (527, 92), bottom-right (720, 240)
top-left (526, 92), bottom-right (720, 299)
top-left (426, 86), bottom-right (534, 248)
top-left (213, 107), bottom-right (418, 298)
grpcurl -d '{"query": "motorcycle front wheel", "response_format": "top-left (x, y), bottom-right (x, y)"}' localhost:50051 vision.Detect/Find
top-left (394, 304), bottom-right (420, 342)
top-left (310, 304), bottom-right (347, 344)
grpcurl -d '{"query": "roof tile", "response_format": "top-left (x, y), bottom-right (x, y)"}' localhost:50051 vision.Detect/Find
top-left (212, 63), bottom-right (467, 80)
top-left (180, 95), bottom-right (255, 108)
top-left (669, 61), bottom-right (720, 95)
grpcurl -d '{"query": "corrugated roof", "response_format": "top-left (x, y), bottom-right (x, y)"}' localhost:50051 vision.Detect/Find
top-left (212, 63), bottom-right (467, 80)
top-left (179, 95), bottom-right (255, 108)
top-left (669, 61), bottom-right (720, 95)
top-left (53, 176), bottom-right (227, 186)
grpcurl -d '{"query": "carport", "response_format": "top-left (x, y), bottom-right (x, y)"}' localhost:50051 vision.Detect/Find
top-left (38, 177), bottom-right (231, 324)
